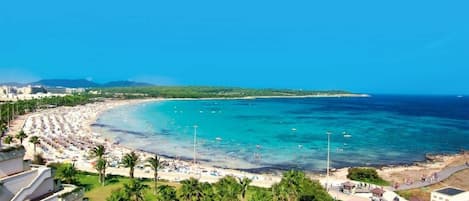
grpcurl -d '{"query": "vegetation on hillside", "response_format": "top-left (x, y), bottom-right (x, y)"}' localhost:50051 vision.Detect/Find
top-left (96, 86), bottom-right (353, 99)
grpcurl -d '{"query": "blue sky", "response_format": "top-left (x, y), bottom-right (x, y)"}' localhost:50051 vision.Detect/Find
top-left (0, 1), bottom-right (468, 94)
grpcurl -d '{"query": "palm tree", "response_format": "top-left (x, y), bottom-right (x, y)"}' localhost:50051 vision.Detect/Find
top-left (157, 185), bottom-right (177, 201)
top-left (146, 153), bottom-right (166, 195)
top-left (3, 135), bottom-right (13, 144)
top-left (15, 130), bottom-right (28, 144)
top-left (121, 151), bottom-right (139, 179)
top-left (56, 163), bottom-right (78, 184)
top-left (239, 177), bottom-right (252, 200)
top-left (0, 122), bottom-right (7, 148)
top-left (200, 182), bottom-right (215, 201)
top-left (272, 183), bottom-right (289, 201)
top-left (178, 178), bottom-right (205, 201)
top-left (213, 176), bottom-right (242, 201)
top-left (123, 179), bottom-right (148, 201)
top-left (249, 188), bottom-right (272, 201)
top-left (29, 136), bottom-right (40, 154)
top-left (95, 158), bottom-right (107, 186)
top-left (272, 170), bottom-right (309, 201)
top-left (90, 144), bottom-right (106, 159)
top-left (106, 188), bottom-right (129, 201)
top-left (91, 145), bottom-right (106, 184)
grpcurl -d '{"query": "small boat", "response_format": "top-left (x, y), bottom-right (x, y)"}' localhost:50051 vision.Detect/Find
top-left (343, 132), bottom-right (352, 138)
top-left (215, 137), bottom-right (222, 141)
top-left (291, 128), bottom-right (297, 131)
top-left (457, 95), bottom-right (463, 98)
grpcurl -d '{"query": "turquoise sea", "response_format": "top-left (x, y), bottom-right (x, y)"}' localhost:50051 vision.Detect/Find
top-left (92, 95), bottom-right (469, 171)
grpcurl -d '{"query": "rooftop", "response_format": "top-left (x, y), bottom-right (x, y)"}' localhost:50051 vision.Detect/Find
top-left (435, 187), bottom-right (465, 196)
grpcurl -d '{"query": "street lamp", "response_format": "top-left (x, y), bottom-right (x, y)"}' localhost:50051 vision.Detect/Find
top-left (193, 125), bottom-right (198, 164)
top-left (326, 131), bottom-right (332, 190)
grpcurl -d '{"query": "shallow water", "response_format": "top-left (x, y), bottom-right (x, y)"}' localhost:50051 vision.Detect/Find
top-left (93, 95), bottom-right (469, 171)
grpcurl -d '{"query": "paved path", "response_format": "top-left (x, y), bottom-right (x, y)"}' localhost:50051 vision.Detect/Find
top-left (395, 164), bottom-right (469, 191)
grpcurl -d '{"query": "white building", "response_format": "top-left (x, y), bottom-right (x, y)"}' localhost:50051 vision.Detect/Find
top-left (0, 145), bottom-right (84, 201)
top-left (0, 85), bottom-right (67, 101)
top-left (431, 187), bottom-right (469, 201)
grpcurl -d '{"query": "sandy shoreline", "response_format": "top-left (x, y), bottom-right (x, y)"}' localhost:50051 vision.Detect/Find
top-left (5, 97), bottom-right (467, 189)
top-left (7, 98), bottom-right (282, 187)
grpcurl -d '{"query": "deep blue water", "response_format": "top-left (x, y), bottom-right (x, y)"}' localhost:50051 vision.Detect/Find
top-left (93, 95), bottom-right (469, 171)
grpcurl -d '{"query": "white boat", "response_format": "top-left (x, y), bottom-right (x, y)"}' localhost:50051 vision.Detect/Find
top-left (291, 128), bottom-right (297, 131)
top-left (215, 137), bottom-right (222, 141)
top-left (343, 131), bottom-right (352, 138)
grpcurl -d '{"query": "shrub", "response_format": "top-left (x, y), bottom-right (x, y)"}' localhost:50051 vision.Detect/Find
top-left (347, 168), bottom-right (389, 186)
top-left (32, 154), bottom-right (46, 165)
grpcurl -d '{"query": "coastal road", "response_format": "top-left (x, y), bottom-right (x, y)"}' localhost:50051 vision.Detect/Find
top-left (395, 164), bottom-right (469, 191)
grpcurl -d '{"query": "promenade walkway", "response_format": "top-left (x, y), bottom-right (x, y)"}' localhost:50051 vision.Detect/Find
top-left (395, 164), bottom-right (469, 191)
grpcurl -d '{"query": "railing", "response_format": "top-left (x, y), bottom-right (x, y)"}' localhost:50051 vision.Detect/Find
top-left (39, 184), bottom-right (84, 201)
top-left (11, 167), bottom-right (52, 201)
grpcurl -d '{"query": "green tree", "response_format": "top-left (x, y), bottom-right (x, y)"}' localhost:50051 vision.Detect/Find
top-left (91, 144), bottom-right (106, 159)
top-left (298, 178), bottom-right (334, 201)
top-left (273, 170), bottom-right (303, 201)
top-left (95, 158), bottom-right (107, 186)
top-left (0, 122), bottom-right (7, 148)
top-left (90, 145), bottom-right (106, 184)
top-left (157, 185), bottom-right (178, 201)
top-left (29, 136), bottom-right (40, 154)
top-left (272, 170), bottom-right (333, 201)
top-left (239, 177), bottom-right (252, 200)
top-left (106, 188), bottom-right (129, 201)
top-left (178, 178), bottom-right (205, 201)
top-left (248, 188), bottom-right (272, 201)
top-left (123, 179), bottom-right (148, 201)
top-left (121, 151), bottom-right (139, 179)
top-left (15, 130), bottom-right (28, 144)
top-left (200, 182), bottom-right (215, 201)
top-left (146, 153), bottom-right (166, 195)
top-left (56, 163), bottom-right (78, 184)
top-left (347, 168), bottom-right (389, 185)
top-left (3, 135), bottom-right (13, 144)
top-left (213, 176), bottom-right (242, 201)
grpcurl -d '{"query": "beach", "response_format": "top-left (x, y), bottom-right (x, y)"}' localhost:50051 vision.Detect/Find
top-left (6, 98), bottom-right (468, 190)
top-left (7, 98), bottom-right (281, 188)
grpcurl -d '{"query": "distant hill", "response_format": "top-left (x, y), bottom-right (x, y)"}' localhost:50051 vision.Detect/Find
top-left (1, 79), bottom-right (154, 88)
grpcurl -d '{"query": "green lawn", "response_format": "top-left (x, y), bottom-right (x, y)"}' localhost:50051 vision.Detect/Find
top-left (77, 172), bottom-right (178, 201)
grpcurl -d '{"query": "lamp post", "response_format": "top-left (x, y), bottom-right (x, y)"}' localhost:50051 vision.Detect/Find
top-left (326, 131), bottom-right (332, 190)
top-left (193, 125), bottom-right (198, 164)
